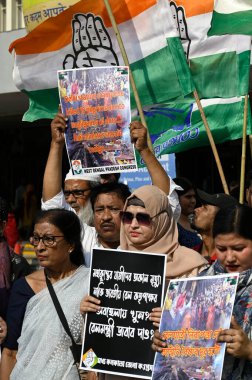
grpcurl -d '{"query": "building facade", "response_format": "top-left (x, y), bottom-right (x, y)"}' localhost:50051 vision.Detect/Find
top-left (0, 6), bottom-right (52, 204)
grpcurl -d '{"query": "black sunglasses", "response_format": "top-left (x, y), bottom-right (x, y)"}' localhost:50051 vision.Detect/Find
top-left (120, 209), bottom-right (166, 226)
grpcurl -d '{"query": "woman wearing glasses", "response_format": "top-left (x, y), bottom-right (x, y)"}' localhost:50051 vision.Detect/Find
top-left (0, 208), bottom-right (89, 380)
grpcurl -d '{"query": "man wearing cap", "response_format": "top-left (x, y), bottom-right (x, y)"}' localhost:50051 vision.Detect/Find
top-left (193, 190), bottom-right (238, 260)
top-left (63, 170), bottom-right (100, 226)
top-left (42, 113), bottom-right (101, 226)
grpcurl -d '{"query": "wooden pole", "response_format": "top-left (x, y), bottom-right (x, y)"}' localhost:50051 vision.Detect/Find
top-left (239, 95), bottom-right (248, 204)
top-left (193, 90), bottom-right (229, 194)
top-left (103, 0), bottom-right (153, 151)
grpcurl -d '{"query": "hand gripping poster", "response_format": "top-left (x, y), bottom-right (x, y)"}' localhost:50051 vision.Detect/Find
top-left (80, 248), bottom-right (166, 378)
top-left (58, 66), bottom-right (137, 175)
top-left (152, 273), bottom-right (239, 380)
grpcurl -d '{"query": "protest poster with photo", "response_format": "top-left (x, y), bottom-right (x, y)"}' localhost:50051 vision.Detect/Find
top-left (152, 273), bottom-right (239, 380)
top-left (57, 66), bottom-right (137, 175)
top-left (80, 248), bottom-right (166, 378)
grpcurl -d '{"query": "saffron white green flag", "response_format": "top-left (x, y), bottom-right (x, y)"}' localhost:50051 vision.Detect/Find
top-left (132, 0), bottom-right (252, 159)
top-left (10, 0), bottom-right (194, 122)
top-left (169, 0), bottom-right (251, 99)
top-left (208, 0), bottom-right (252, 36)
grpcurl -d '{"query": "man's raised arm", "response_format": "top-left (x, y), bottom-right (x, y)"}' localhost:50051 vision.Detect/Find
top-left (42, 112), bottom-right (67, 202)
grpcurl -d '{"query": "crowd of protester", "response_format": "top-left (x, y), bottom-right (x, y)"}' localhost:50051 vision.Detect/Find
top-left (1, 112), bottom-right (252, 379)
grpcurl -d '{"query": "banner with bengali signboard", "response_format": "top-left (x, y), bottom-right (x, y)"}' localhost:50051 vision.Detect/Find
top-left (152, 273), bottom-right (239, 380)
top-left (80, 248), bottom-right (166, 378)
top-left (58, 66), bottom-right (138, 175)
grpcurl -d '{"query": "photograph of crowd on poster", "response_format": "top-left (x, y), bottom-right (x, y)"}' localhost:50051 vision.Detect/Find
top-left (57, 66), bottom-right (137, 175)
top-left (152, 274), bottom-right (239, 380)
top-left (80, 248), bottom-right (166, 378)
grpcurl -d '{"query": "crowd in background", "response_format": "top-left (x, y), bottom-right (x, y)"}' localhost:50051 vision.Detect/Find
top-left (1, 116), bottom-right (252, 380)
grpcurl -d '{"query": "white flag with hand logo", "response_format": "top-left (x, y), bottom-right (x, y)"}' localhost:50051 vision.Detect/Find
top-left (9, 0), bottom-right (194, 122)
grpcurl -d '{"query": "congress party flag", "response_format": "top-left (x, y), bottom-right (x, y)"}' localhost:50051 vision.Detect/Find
top-left (208, 0), bottom-right (252, 36)
top-left (169, 0), bottom-right (251, 99)
top-left (9, 0), bottom-right (194, 122)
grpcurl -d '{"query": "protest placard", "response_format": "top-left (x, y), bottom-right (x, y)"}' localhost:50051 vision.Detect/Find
top-left (57, 66), bottom-right (137, 175)
top-left (80, 248), bottom-right (166, 378)
top-left (152, 273), bottom-right (239, 380)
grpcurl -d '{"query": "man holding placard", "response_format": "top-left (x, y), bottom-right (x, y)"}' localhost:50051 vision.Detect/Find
top-left (42, 111), bottom-right (180, 266)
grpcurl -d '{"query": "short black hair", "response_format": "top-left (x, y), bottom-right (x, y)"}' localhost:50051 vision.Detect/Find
top-left (34, 209), bottom-right (84, 266)
top-left (90, 182), bottom-right (131, 210)
top-left (0, 197), bottom-right (8, 222)
top-left (100, 173), bottom-right (121, 182)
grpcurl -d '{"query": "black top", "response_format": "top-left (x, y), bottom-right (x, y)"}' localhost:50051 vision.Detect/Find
top-left (4, 278), bottom-right (35, 350)
top-left (0, 237), bottom-right (32, 319)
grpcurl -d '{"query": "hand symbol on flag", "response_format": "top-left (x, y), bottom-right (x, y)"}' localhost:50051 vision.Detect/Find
top-left (170, 1), bottom-right (191, 59)
top-left (63, 13), bottom-right (119, 69)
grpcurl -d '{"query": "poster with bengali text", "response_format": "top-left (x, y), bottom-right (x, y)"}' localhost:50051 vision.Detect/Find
top-left (58, 66), bottom-right (137, 175)
top-left (80, 248), bottom-right (166, 378)
top-left (152, 273), bottom-right (239, 380)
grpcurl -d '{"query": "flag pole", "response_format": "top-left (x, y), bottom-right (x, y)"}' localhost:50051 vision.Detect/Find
top-left (239, 95), bottom-right (248, 204)
top-left (193, 90), bottom-right (229, 194)
top-left (103, 0), bottom-right (153, 151)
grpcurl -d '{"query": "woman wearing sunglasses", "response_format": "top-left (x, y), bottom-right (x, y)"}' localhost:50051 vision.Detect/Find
top-left (0, 209), bottom-right (89, 380)
top-left (80, 185), bottom-right (207, 340)
top-left (119, 185), bottom-right (207, 277)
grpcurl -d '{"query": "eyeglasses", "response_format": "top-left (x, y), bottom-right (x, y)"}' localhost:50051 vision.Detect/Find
top-left (120, 210), bottom-right (167, 226)
top-left (30, 235), bottom-right (65, 247)
top-left (63, 188), bottom-right (90, 198)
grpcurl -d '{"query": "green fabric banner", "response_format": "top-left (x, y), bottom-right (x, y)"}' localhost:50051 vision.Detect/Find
top-left (135, 97), bottom-right (251, 165)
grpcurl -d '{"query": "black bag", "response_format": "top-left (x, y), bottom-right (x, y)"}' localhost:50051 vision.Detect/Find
top-left (45, 270), bottom-right (82, 378)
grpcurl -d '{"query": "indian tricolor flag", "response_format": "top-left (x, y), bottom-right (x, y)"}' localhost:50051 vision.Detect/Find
top-left (169, 0), bottom-right (251, 99)
top-left (209, 0), bottom-right (252, 36)
top-left (10, 0), bottom-right (194, 122)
